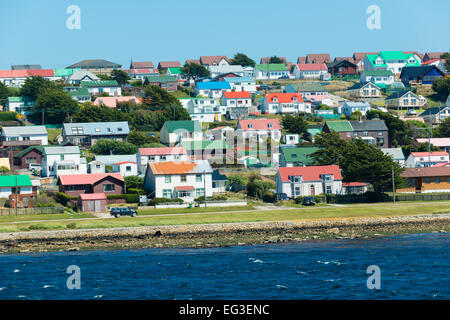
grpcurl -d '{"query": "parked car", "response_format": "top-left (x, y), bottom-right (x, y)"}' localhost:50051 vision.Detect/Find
top-left (278, 193), bottom-right (290, 201)
top-left (302, 196), bottom-right (316, 206)
top-left (406, 109), bottom-right (417, 116)
top-left (28, 163), bottom-right (42, 171)
top-left (110, 207), bottom-right (138, 218)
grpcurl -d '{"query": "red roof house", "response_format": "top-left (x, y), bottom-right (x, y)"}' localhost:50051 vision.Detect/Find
top-left (58, 173), bottom-right (124, 197)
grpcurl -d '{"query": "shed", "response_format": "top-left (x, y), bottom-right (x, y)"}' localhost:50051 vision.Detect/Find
top-left (78, 193), bottom-right (107, 213)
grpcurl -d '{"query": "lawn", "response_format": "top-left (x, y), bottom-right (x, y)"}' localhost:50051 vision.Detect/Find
top-left (0, 202), bottom-right (448, 233)
top-left (0, 212), bottom-right (92, 223)
top-left (47, 128), bottom-right (62, 144)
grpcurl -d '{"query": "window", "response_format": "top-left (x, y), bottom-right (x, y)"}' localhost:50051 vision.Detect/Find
top-left (95, 128), bottom-right (100, 132)
top-left (162, 189), bottom-right (172, 198)
top-left (160, 156), bottom-right (167, 161)
top-left (165, 176), bottom-right (171, 183)
top-left (295, 187), bottom-right (301, 196)
top-left (363, 131), bottom-right (368, 136)
top-left (126, 166), bottom-right (131, 172)
top-left (435, 178), bottom-right (440, 184)
top-left (181, 175), bottom-right (187, 182)
top-left (347, 132), bottom-right (351, 137)
top-left (67, 185), bottom-right (75, 191)
top-left (378, 131), bottom-right (383, 136)
top-left (60, 155), bottom-right (64, 161)
top-left (103, 184), bottom-right (115, 192)
top-left (354, 132), bottom-right (358, 137)
top-left (425, 178), bottom-right (430, 184)
top-left (196, 188), bottom-right (205, 197)
top-left (196, 174), bottom-right (202, 182)
top-left (325, 186), bottom-right (332, 194)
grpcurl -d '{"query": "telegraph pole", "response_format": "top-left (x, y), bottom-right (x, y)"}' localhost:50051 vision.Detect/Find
top-left (203, 170), bottom-right (207, 208)
top-left (15, 175), bottom-right (18, 216)
top-left (392, 165), bottom-right (396, 204)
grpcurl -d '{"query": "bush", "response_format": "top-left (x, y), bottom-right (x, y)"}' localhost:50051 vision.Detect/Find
top-left (106, 194), bottom-right (139, 203)
top-left (262, 191), bottom-right (276, 203)
top-left (150, 198), bottom-right (184, 205)
top-left (314, 194), bottom-right (326, 203)
top-left (66, 223), bottom-right (77, 229)
top-left (55, 192), bottom-right (76, 206)
top-left (325, 193), bottom-right (337, 204)
top-left (295, 196), bottom-right (305, 205)
top-left (0, 112), bottom-right (17, 121)
top-left (124, 176), bottom-right (144, 189)
top-left (127, 188), bottom-right (145, 195)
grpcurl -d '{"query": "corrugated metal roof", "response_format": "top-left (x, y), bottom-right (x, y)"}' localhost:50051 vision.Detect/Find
top-left (63, 122), bottom-right (130, 136)
top-left (2, 126), bottom-right (47, 136)
top-left (94, 154), bottom-right (137, 166)
top-left (43, 146), bottom-right (80, 155)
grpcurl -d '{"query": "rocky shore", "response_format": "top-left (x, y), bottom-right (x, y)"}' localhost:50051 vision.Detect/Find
top-left (1, 213), bottom-right (449, 254)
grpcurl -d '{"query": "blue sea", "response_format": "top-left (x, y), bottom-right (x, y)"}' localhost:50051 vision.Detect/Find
top-left (0, 233), bottom-right (448, 300)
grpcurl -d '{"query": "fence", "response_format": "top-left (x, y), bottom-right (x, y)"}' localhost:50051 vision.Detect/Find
top-left (0, 206), bottom-right (65, 216)
top-left (394, 193), bottom-right (450, 202)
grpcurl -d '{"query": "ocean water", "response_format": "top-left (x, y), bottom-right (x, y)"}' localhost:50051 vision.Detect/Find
top-left (0, 233), bottom-right (448, 300)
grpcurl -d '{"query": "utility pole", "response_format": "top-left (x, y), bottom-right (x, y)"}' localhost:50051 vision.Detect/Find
top-left (203, 170), bottom-right (207, 208)
top-left (42, 108), bottom-right (45, 125)
top-left (15, 175), bottom-right (18, 216)
top-left (392, 165), bottom-right (396, 204)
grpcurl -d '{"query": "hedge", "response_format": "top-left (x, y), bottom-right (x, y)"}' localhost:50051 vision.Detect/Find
top-left (149, 198), bottom-right (184, 205)
top-left (0, 112), bottom-right (17, 121)
top-left (107, 194), bottom-right (139, 203)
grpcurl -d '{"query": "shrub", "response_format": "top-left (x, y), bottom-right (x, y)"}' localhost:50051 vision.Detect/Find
top-left (0, 112), bottom-right (17, 121)
top-left (314, 194), bottom-right (326, 203)
top-left (127, 188), bottom-right (145, 195)
top-left (262, 191), bottom-right (276, 203)
top-left (106, 194), bottom-right (139, 203)
top-left (55, 192), bottom-right (73, 206)
top-left (295, 196), bottom-right (305, 204)
top-left (66, 223), bottom-right (77, 229)
top-left (150, 197), bottom-right (184, 205)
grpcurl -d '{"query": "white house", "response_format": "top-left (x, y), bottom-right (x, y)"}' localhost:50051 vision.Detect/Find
top-left (112, 161), bottom-right (138, 177)
top-left (88, 160), bottom-right (105, 174)
top-left (0, 69), bottom-right (55, 87)
top-left (341, 101), bottom-right (372, 117)
top-left (211, 126), bottom-right (234, 140)
top-left (5, 97), bottom-right (35, 114)
top-left (67, 70), bottom-right (100, 85)
top-left (364, 51), bottom-right (421, 75)
top-left (293, 64), bottom-right (329, 79)
top-left (283, 134), bottom-right (300, 145)
top-left (208, 65), bottom-right (246, 78)
top-left (347, 82), bottom-right (382, 98)
top-left (221, 91), bottom-right (252, 108)
top-left (236, 118), bottom-right (282, 142)
top-left (385, 91), bottom-right (427, 110)
top-left (195, 81), bottom-right (231, 99)
top-left (185, 98), bottom-right (223, 123)
top-left (276, 165), bottom-right (343, 199)
top-left (143, 160), bottom-right (213, 202)
top-left (82, 80), bottom-right (121, 97)
top-left (159, 120), bottom-right (203, 146)
top-left (224, 77), bottom-right (257, 93)
top-left (360, 70), bottom-right (395, 86)
top-left (1, 126), bottom-right (48, 145)
top-left (261, 93), bottom-right (311, 115)
top-left (41, 146), bottom-right (87, 177)
top-left (137, 146), bottom-right (188, 173)
top-left (405, 152), bottom-right (450, 168)
top-left (381, 148), bottom-right (406, 167)
top-left (254, 64), bottom-right (289, 80)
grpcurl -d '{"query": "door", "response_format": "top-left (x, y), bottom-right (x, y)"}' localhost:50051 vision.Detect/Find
top-left (95, 200), bottom-right (101, 212)
top-left (310, 185), bottom-right (315, 196)
top-left (88, 200), bottom-right (94, 212)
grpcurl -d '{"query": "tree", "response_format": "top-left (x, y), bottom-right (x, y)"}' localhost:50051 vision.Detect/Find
top-left (180, 63), bottom-right (210, 82)
top-left (366, 109), bottom-right (413, 147)
top-left (431, 77), bottom-right (450, 99)
top-left (20, 76), bottom-right (58, 100)
top-left (144, 85), bottom-right (181, 108)
top-left (91, 139), bottom-right (137, 155)
top-left (97, 74), bottom-right (112, 80)
top-left (124, 176), bottom-right (144, 190)
top-left (402, 142), bottom-right (440, 158)
top-left (111, 69), bottom-right (131, 86)
top-left (281, 114), bottom-right (309, 137)
top-left (72, 103), bottom-right (130, 123)
top-left (312, 131), bottom-right (404, 194)
top-left (230, 53), bottom-right (256, 67)
top-left (435, 117), bottom-right (450, 137)
top-left (350, 110), bottom-right (363, 121)
top-left (30, 88), bottom-right (79, 124)
top-left (247, 176), bottom-right (274, 199)
top-left (0, 82), bottom-right (10, 106)
top-left (127, 131), bottom-right (158, 147)
top-left (268, 56), bottom-right (284, 64)
top-left (163, 105), bottom-right (191, 122)
top-left (441, 52), bottom-right (450, 72)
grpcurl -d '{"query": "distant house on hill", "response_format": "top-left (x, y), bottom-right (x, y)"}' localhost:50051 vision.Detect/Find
top-left (66, 59), bottom-right (122, 76)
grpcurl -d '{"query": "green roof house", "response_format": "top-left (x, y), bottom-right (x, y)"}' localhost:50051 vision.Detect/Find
top-left (5, 96), bottom-right (35, 114)
top-left (360, 70), bottom-right (395, 86)
top-left (160, 120), bottom-right (203, 146)
top-left (81, 80), bottom-right (121, 97)
top-left (323, 121), bottom-right (354, 138)
top-left (179, 140), bottom-right (231, 160)
top-left (280, 146), bottom-right (320, 167)
top-left (68, 87), bottom-right (90, 103)
top-left (364, 51), bottom-right (421, 75)
top-left (143, 75), bottom-right (178, 91)
top-left (0, 175), bottom-right (36, 207)
top-left (254, 64), bottom-right (289, 80)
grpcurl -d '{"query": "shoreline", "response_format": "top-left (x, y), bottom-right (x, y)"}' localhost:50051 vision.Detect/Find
top-left (1, 213), bottom-right (449, 254)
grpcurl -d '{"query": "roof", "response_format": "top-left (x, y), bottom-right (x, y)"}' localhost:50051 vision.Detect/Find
top-left (43, 146), bottom-right (80, 155)
top-left (348, 82), bottom-right (381, 90)
top-left (362, 70), bottom-right (394, 77)
top-left (113, 161), bottom-right (137, 165)
top-left (261, 57), bottom-right (288, 64)
top-left (167, 67), bottom-right (181, 74)
top-left (149, 160), bottom-right (212, 175)
top-left (296, 63), bottom-right (328, 71)
top-left (223, 91), bottom-right (252, 99)
top-left (66, 59), bottom-right (121, 69)
top-left (175, 186), bottom-right (195, 191)
top-left (224, 76), bottom-right (255, 83)
top-left (286, 82), bottom-right (326, 93)
top-left (281, 147), bottom-right (319, 163)
top-left (93, 96), bottom-right (141, 108)
top-left (68, 87), bottom-right (90, 98)
top-left (278, 165), bottom-right (342, 182)
top-left (11, 64), bottom-right (42, 70)
top-left (0, 69), bottom-right (54, 78)
top-left (158, 61), bottom-right (181, 69)
top-left (409, 152), bottom-right (449, 157)
top-left (255, 64), bottom-right (287, 72)
top-left (1, 126), bottom-right (47, 136)
top-left (180, 140), bottom-right (228, 151)
top-left (432, 163), bottom-right (450, 167)
top-left (381, 148), bottom-right (405, 160)
top-left (325, 121), bottom-right (353, 132)
top-left (145, 75), bottom-right (177, 83)
top-left (400, 65), bottom-right (444, 78)
top-left (306, 54), bottom-right (331, 64)
top-left (68, 70), bottom-right (100, 81)
top-left (163, 120), bottom-right (202, 133)
top-left (212, 169), bottom-right (228, 181)
top-left (82, 80), bottom-right (119, 87)
top-left (238, 119), bottom-right (281, 131)
top-left (139, 147), bottom-right (186, 156)
top-left (59, 173), bottom-right (124, 185)
top-left (385, 90), bottom-right (414, 100)
top-left (94, 154), bottom-right (137, 166)
top-left (0, 175), bottom-right (32, 188)
top-left (7, 96), bottom-right (34, 103)
top-left (63, 122), bottom-right (130, 136)
top-left (185, 59), bottom-right (201, 65)
top-left (416, 138), bottom-right (450, 147)
top-left (353, 52), bottom-right (379, 62)
top-left (350, 120), bottom-right (388, 131)
top-left (265, 93), bottom-right (304, 103)
top-left (196, 81), bottom-right (231, 90)
top-left (54, 68), bottom-right (79, 77)
top-left (419, 106), bottom-right (448, 116)
top-left (79, 193), bottom-right (107, 200)
top-left (200, 56), bottom-right (230, 66)
top-left (130, 62), bottom-right (154, 69)
top-left (401, 167), bottom-right (450, 178)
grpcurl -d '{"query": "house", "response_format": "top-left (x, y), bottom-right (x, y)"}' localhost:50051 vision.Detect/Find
top-left (93, 96), bottom-right (141, 108)
top-left (184, 98), bottom-right (223, 123)
top-left (12, 64), bottom-right (42, 70)
top-left (212, 170), bottom-right (228, 194)
top-left (143, 160), bottom-right (213, 202)
top-left (423, 52), bottom-right (445, 62)
top-left (276, 165), bottom-right (342, 199)
top-left (398, 167), bottom-right (450, 193)
top-left (323, 121), bottom-right (354, 139)
top-left (88, 160), bottom-right (105, 174)
top-left (283, 134), bottom-right (300, 145)
top-left (293, 64), bottom-right (329, 80)
top-left (137, 147), bottom-right (188, 173)
top-left (254, 64), bottom-right (288, 80)
top-left (93, 154), bottom-right (137, 167)
top-left (82, 80), bottom-right (121, 97)
top-left (350, 120), bottom-right (389, 148)
top-left (52, 68), bottom-right (80, 82)
top-left (211, 126), bottom-right (234, 140)
top-left (364, 51), bottom-right (421, 75)
top-left (208, 65), bottom-right (246, 78)
top-left (360, 70), bottom-right (395, 86)
top-left (157, 61), bottom-right (181, 73)
top-left (67, 70), bottom-right (100, 84)
top-left (0, 175), bottom-right (38, 208)
top-left (261, 57), bottom-right (288, 64)
top-left (0, 69), bottom-right (55, 87)
top-left (342, 182), bottom-right (368, 195)
top-left (284, 82), bottom-right (328, 97)
top-left (1, 126), bottom-right (48, 146)
top-left (221, 91), bottom-right (252, 108)
top-left (416, 138), bottom-right (450, 153)
top-left (381, 148), bottom-right (406, 166)
top-left (179, 140), bottom-right (230, 161)
top-left (5, 97), bottom-right (35, 114)
top-left (67, 87), bottom-right (91, 103)
top-left (261, 93), bottom-right (311, 114)
top-left (305, 54), bottom-right (331, 64)
top-left (279, 147), bottom-right (319, 167)
top-left (352, 52), bottom-right (379, 72)
top-left (166, 67), bottom-right (182, 80)
top-left (385, 91), bottom-right (427, 110)
top-left (12, 145), bottom-right (46, 169)
top-left (347, 82), bottom-right (382, 98)
top-left (224, 77), bottom-right (257, 93)
top-left (127, 68), bottom-right (159, 80)
top-left (341, 101), bottom-right (372, 117)
top-left (41, 146), bottom-right (87, 177)
top-left (160, 120), bottom-right (203, 146)
top-left (200, 56), bottom-right (230, 67)
top-left (112, 161), bottom-right (138, 177)
top-left (78, 193), bottom-right (107, 213)
top-left (195, 81), bottom-right (231, 98)
top-left (421, 58), bottom-right (447, 73)
top-left (400, 65), bottom-right (446, 86)
top-left (236, 119), bottom-right (282, 142)
top-left (419, 105), bottom-right (450, 124)
top-left (130, 61), bottom-right (155, 70)
top-left (327, 59), bottom-right (358, 77)
top-left (57, 173), bottom-right (124, 197)
top-left (66, 59), bottom-right (122, 76)
top-left (143, 75), bottom-right (178, 91)
top-left (0, 140), bottom-right (41, 166)
top-left (62, 122), bottom-right (130, 147)
top-left (405, 152), bottom-right (450, 168)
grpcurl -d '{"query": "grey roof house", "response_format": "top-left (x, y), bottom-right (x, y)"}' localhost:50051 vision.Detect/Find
top-left (381, 148), bottom-right (406, 166)
top-left (66, 59), bottom-right (122, 76)
top-left (1, 126), bottom-right (48, 146)
top-left (62, 122), bottom-right (130, 147)
top-left (350, 120), bottom-right (389, 148)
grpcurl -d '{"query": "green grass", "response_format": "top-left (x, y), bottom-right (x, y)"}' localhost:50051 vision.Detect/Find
top-left (0, 212), bottom-right (92, 223)
top-left (47, 128), bottom-right (62, 144)
top-left (138, 205), bottom-right (254, 216)
top-left (0, 202), bottom-right (448, 233)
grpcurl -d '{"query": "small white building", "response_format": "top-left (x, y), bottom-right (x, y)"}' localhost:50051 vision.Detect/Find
top-left (41, 146), bottom-right (87, 177)
top-left (283, 134), bottom-right (300, 145)
top-left (137, 146), bottom-right (188, 173)
top-left (221, 91), bottom-right (252, 108)
top-left (144, 160), bottom-right (213, 203)
top-left (341, 101), bottom-right (372, 117)
top-left (261, 93), bottom-right (311, 115)
top-left (381, 148), bottom-right (406, 167)
top-left (224, 77), bottom-right (257, 93)
top-left (185, 98), bottom-right (223, 123)
top-left (112, 161), bottom-right (138, 177)
top-left (88, 160), bottom-right (106, 174)
top-left (405, 152), bottom-right (450, 168)
top-left (254, 64), bottom-right (289, 80)
top-left (5, 97), bottom-right (35, 114)
top-left (160, 120), bottom-right (203, 146)
top-left (195, 82), bottom-right (231, 99)
top-left (82, 80), bottom-right (121, 97)
top-left (211, 126), bottom-right (234, 140)
top-left (208, 65), bottom-right (247, 78)
top-left (1, 126), bottom-right (48, 145)
top-left (293, 64), bottom-right (329, 79)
